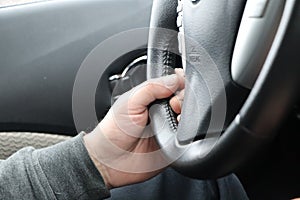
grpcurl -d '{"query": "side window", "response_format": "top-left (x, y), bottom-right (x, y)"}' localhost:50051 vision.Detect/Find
top-left (0, 0), bottom-right (46, 8)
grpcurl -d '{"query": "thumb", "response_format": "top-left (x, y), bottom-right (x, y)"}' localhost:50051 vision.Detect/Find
top-left (129, 74), bottom-right (182, 107)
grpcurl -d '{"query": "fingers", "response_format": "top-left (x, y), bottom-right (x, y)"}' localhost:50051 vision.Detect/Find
top-left (175, 68), bottom-right (185, 90)
top-left (129, 71), bottom-right (184, 108)
top-left (169, 90), bottom-right (184, 114)
top-left (177, 115), bottom-right (181, 122)
top-left (171, 68), bottom-right (184, 116)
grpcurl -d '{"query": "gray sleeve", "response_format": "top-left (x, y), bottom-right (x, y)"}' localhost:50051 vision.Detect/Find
top-left (217, 174), bottom-right (249, 200)
top-left (0, 133), bottom-right (110, 200)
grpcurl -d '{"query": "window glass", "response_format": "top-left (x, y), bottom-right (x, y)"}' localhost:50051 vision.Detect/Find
top-left (0, 0), bottom-right (46, 8)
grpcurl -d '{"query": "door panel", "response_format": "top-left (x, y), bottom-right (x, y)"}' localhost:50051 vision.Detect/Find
top-left (0, 0), bottom-right (153, 135)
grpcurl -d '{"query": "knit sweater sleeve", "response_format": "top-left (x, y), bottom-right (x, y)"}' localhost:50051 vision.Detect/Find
top-left (0, 133), bottom-right (110, 200)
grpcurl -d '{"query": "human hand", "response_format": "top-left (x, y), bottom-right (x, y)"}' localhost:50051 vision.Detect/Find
top-left (84, 69), bottom-right (185, 189)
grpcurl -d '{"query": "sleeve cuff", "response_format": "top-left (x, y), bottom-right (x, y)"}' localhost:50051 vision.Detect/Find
top-left (34, 133), bottom-right (111, 200)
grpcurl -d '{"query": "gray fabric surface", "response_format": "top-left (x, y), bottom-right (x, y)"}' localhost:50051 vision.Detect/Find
top-left (0, 133), bottom-right (110, 200)
top-left (109, 168), bottom-right (249, 200)
top-left (0, 132), bottom-right (248, 200)
top-left (0, 132), bottom-right (71, 160)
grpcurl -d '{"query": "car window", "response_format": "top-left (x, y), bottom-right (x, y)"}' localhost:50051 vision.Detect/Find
top-left (0, 0), bottom-right (47, 8)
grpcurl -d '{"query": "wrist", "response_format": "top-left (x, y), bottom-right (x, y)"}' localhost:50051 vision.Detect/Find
top-left (83, 133), bottom-right (113, 189)
top-left (88, 150), bottom-right (113, 190)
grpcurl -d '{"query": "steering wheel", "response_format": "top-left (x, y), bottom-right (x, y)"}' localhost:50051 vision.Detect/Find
top-left (147, 0), bottom-right (300, 179)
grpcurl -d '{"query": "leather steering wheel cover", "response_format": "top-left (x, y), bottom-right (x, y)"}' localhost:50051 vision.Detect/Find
top-left (148, 0), bottom-right (300, 179)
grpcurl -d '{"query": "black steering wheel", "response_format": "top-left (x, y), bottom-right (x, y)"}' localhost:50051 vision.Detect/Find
top-left (147, 0), bottom-right (300, 179)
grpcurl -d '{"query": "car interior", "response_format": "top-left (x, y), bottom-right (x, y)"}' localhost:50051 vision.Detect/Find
top-left (0, 0), bottom-right (299, 199)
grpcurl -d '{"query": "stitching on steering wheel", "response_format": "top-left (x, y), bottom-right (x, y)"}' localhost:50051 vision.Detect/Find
top-left (160, 0), bottom-right (181, 133)
top-left (162, 48), bottom-right (178, 132)
top-left (163, 102), bottom-right (178, 132)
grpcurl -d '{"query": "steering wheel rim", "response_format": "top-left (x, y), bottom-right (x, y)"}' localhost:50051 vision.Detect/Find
top-left (147, 0), bottom-right (300, 179)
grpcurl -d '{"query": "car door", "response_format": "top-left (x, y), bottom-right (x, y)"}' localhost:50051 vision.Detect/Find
top-left (0, 0), bottom-right (153, 158)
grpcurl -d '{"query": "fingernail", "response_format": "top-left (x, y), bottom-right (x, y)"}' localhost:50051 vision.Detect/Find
top-left (162, 74), bottom-right (178, 88)
top-left (175, 68), bottom-right (185, 77)
top-left (175, 68), bottom-right (184, 73)
top-left (177, 115), bottom-right (181, 122)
